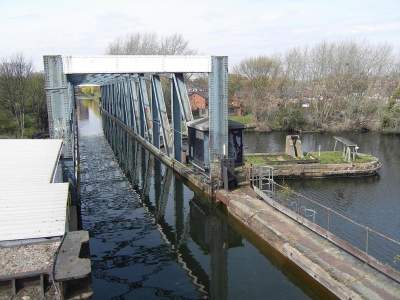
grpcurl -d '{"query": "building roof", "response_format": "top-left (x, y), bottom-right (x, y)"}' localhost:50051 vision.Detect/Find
top-left (0, 139), bottom-right (69, 242)
top-left (187, 117), bottom-right (245, 132)
top-left (188, 90), bottom-right (209, 100)
top-left (0, 139), bottom-right (63, 184)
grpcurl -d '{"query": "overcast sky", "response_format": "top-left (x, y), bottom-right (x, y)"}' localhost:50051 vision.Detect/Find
top-left (1, 0), bottom-right (399, 70)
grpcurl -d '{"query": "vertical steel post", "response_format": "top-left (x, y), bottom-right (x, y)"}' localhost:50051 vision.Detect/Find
top-left (208, 56), bottom-right (228, 180)
top-left (43, 55), bottom-right (74, 158)
top-left (151, 75), bottom-right (173, 156)
top-left (138, 75), bottom-right (152, 143)
top-left (151, 77), bottom-right (160, 149)
top-left (172, 75), bottom-right (182, 162)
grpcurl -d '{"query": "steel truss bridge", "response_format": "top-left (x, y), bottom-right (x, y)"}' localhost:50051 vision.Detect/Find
top-left (44, 55), bottom-right (228, 179)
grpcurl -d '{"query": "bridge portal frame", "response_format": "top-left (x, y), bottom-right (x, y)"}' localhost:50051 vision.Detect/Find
top-left (43, 55), bottom-right (228, 180)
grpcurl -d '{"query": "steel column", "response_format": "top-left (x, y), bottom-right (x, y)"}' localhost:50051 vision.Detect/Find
top-left (43, 55), bottom-right (74, 158)
top-left (151, 77), bottom-right (161, 149)
top-left (208, 56), bottom-right (229, 179)
top-left (151, 75), bottom-right (173, 156)
top-left (138, 75), bottom-right (152, 143)
top-left (171, 76), bottom-right (182, 162)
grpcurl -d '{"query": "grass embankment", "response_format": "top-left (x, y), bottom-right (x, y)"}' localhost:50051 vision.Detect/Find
top-left (245, 154), bottom-right (296, 165)
top-left (229, 114), bottom-right (253, 125)
top-left (305, 151), bottom-right (375, 164)
top-left (246, 151), bottom-right (375, 166)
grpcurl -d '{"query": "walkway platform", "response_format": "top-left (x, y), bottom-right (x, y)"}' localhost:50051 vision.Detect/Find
top-left (217, 187), bottom-right (400, 300)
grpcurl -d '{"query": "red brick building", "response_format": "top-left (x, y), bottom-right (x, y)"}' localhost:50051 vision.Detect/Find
top-left (188, 91), bottom-right (208, 116)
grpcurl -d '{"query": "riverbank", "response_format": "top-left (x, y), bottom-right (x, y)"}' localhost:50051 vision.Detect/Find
top-left (229, 115), bottom-right (400, 134)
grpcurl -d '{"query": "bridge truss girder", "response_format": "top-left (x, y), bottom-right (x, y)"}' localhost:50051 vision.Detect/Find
top-left (43, 55), bottom-right (228, 178)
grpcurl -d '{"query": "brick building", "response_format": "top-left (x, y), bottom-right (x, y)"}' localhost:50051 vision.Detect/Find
top-left (188, 91), bottom-right (208, 117)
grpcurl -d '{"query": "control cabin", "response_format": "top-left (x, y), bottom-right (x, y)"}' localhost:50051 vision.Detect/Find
top-left (187, 117), bottom-right (245, 170)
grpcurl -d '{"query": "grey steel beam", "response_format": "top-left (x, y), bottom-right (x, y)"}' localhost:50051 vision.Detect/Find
top-left (151, 75), bottom-right (173, 156)
top-left (171, 76), bottom-right (182, 162)
top-left (43, 55), bottom-right (74, 158)
top-left (208, 56), bottom-right (229, 179)
top-left (138, 75), bottom-right (152, 142)
top-left (151, 77), bottom-right (160, 149)
top-left (172, 74), bottom-right (194, 123)
top-left (129, 78), bottom-right (141, 134)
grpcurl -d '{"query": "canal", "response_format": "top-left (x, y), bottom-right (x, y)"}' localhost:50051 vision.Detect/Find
top-left (78, 99), bottom-right (333, 299)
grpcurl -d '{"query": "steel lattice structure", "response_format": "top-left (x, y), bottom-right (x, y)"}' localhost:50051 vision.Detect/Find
top-left (43, 55), bottom-right (228, 178)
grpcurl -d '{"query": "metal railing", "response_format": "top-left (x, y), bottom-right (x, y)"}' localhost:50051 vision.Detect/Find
top-left (251, 166), bottom-right (400, 283)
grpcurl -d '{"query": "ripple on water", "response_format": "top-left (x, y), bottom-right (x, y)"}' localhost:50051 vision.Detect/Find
top-left (79, 135), bottom-right (202, 299)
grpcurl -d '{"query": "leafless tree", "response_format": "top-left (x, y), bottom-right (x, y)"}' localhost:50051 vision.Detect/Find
top-left (106, 32), bottom-right (195, 55)
top-left (0, 54), bottom-right (33, 137)
top-left (29, 73), bottom-right (47, 131)
top-left (233, 41), bottom-right (398, 130)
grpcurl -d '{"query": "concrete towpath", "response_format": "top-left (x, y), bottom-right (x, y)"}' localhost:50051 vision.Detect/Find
top-left (217, 187), bottom-right (400, 300)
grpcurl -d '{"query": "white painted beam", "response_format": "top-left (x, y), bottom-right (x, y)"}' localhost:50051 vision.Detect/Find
top-left (62, 55), bottom-right (212, 74)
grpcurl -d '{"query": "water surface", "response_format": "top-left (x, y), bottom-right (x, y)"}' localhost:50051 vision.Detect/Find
top-left (78, 99), bottom-right (331, 299)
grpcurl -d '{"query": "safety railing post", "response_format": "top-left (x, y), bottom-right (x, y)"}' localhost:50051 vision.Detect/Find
top-left (327, 208), bottom-right (330, 233)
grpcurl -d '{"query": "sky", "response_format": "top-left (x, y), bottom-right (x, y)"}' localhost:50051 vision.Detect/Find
top-left (1, 0), bottom-right (399, 70)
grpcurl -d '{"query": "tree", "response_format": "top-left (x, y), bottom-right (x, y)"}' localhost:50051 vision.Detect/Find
top-left (29, 73), bottom-right (48, 132)
top-left (234, 56), bottom-right (283, 122)
top-left (106, 32), bottom-right (195, 55)
top-left (0, 54), bottom-right (33, 137)
top-left (233, 41), bottom-right (398, 131)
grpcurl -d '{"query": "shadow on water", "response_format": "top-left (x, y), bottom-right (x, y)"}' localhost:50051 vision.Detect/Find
top-left (78, 99), bottom-right (334, 299)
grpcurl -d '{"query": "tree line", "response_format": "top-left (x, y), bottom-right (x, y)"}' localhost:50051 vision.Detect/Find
top-left (0, 54), bottom-right (47, 138)
top-left (231, 41), bottom-right (400, 132)
top-left (1, 34), bottom-right (399, 138)
top-left (108, 34), bottom-right (400, 132)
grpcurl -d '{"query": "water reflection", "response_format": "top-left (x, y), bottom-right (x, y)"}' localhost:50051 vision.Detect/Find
top-left (79, 99), bottom-right (333, 299)
top-left (98, 112), bottom-right (333, 299)
top-left (78, 98), bottom-right (102, 136)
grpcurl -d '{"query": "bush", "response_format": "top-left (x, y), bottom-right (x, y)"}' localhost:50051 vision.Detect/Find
top-left (273, 106), bottom-right (305, 131)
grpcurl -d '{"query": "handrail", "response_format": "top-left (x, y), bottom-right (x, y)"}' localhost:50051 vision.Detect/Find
top-left (251, 166), bottom-right (400, 283)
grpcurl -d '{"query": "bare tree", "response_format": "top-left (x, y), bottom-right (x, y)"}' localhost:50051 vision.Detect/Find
top-left (233, 41), bottom-right (397, 131)
top-left (29, 73), bottom-right (47, 132)
top-left (234, 56), bottom-right (283, 122)
top-left (106, 32), bottom-right (195, 55)
top-left (0, 54), bottom-right (33, 137)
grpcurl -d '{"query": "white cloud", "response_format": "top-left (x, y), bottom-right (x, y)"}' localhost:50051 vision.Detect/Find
top-left (0, 0), bottom-right (399, 70)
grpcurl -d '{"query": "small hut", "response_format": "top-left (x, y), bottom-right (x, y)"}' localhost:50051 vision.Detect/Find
top-left (187, 117), bottom-right (245, 170)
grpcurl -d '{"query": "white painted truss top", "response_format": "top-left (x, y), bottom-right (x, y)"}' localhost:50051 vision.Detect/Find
top-left (62, 55), bottom-right (212, 74)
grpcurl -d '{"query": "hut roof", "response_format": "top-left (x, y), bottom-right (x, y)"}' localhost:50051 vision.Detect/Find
top-left (187, 117), bottom-right (245, 132)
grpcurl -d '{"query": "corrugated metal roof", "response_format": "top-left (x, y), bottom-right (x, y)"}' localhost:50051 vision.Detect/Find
top-left (0, 139), bottom-right (69, 242)
top-left (0, 139), bottom-right (63, 184)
